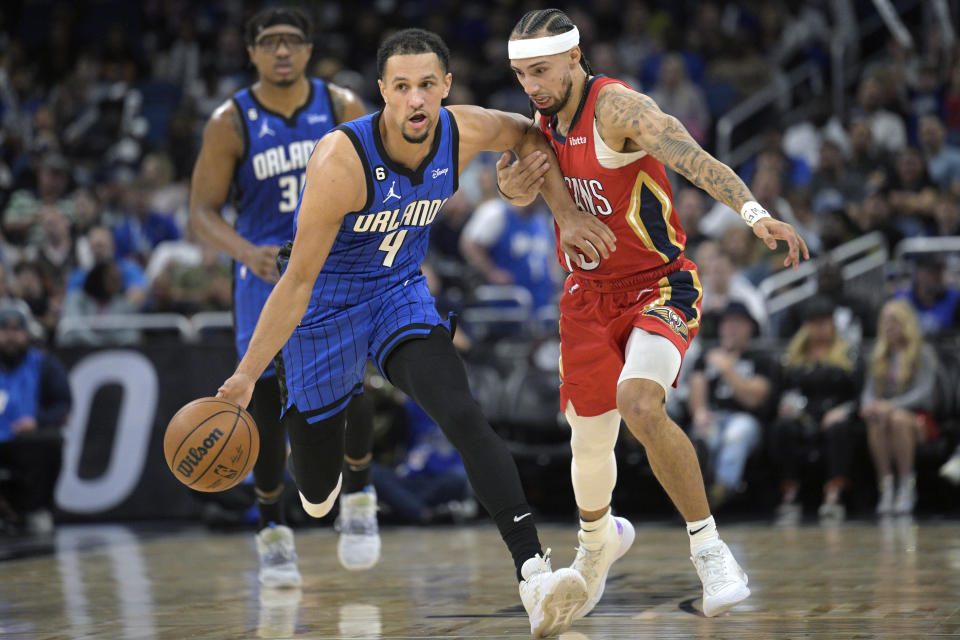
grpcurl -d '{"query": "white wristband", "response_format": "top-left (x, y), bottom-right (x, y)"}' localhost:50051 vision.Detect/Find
top-left (740, 201), bottom-right (771, 227)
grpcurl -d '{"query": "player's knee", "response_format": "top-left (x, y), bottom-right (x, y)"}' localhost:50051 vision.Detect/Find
top-left (567, 408), bottom-right (620, 463)
top-left (298, 473), bottom-right (342, 518)
top-left (616, 379), bottom-right (667, 442)
top-left (890, 410), bottom-right (915, 433)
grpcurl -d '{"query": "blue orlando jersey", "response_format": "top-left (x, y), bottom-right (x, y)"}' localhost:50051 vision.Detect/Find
top-left (295, 109), bottom-right (459, 318)
top-left (230, 78), bottom-right (338, 366)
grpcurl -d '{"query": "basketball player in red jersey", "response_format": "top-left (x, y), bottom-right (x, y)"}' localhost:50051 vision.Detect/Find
top-left (499, 9), bottom-right (809, 620)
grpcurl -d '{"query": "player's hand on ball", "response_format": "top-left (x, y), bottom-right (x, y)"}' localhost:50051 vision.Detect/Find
top-left (216, 373), bottom-right (257, 409)
top-left (752, 217), bottom-right (810, 270)
top-left (244, 244), bottom-right (282, 283)
top-left (496, 151), bottom-right (549, 203)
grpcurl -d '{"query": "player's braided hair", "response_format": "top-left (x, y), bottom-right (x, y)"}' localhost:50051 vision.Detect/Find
top-left (377, 28), bottom-right (450, 79)
top-left (510, 8), bottom-right (593, 75)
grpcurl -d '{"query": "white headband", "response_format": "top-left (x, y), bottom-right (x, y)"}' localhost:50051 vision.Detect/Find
top-left (508, 27), bottom-right (580, 59)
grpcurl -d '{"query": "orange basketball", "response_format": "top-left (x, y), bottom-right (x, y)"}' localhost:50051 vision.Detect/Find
top-left (164, 397), bottom-right (259, 492)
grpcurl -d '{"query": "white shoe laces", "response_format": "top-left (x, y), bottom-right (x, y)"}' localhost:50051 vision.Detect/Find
top-left (338, 496), bottom-right (378, 535)
top-left (573, 542), bottom-right (603, 582)
top-left (695, 546), bottom-right (729, 581)
top-left (261, 535), bottom-right (296, 567)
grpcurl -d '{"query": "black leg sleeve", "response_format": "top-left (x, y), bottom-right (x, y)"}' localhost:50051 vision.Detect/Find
top-left (384, 327), bottom-right (541, 580)
top-left (248, 375), bottom-right (287, 494)
top-left (343, 391), bottom-right (376, 494)
top-left (285, 404), bottom-right (347, 505)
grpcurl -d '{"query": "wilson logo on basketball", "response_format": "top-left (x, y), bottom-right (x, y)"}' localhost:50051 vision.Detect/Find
top-left (176, 427), bottom-right (225, 477)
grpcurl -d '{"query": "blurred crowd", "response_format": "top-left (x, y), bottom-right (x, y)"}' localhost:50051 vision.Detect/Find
top-left (1, 0), bottom-right (960, 531)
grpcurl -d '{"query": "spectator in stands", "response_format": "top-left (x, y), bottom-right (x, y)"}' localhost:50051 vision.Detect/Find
top-left (140, 152), bottom-right (188, 220)
top-left (853, 75), bottom-right (907, 155)
top-left (719, 224), bottom-right (768, 284)
top-left (885, 146), bottom-right (940, 237)
top-left (147, 241), bottom-right (231, 315)
top-left (919, 114), bottom-right (960, 194)
top-left (861, 300), bottom-right (938, 515)
top-left (649, 54), bottom-right (711, 145)
top-left (111, 178), bottom-right (181, 263)
top-left (808, 140), bottom-right (865, 217)
top-left (2, 153), bottom-right (73, 246)
top-left (846, 116), bottom-right (890, 192)
top-left (59, 261), bottom-right (139, 346)
top-left (848, 189), bottom-right (903, 250)
top-left (894, 254), bottom-right (960, 336)
top-left (688, 302), bottom-right (775, 509)
top-left (30, 205), bottom-right (75, 293)
top-left (770, 296), bottom-right (862, 523)
top-left (906, 62), bottom-right (946, 139)
top-left (12, 262), bottom-right (59, 339)
top-left (67, 227), bottom-right (147, 308)
top-left (459, 194), bottom-right (558, 315)
top-left (695, 241), bottom-right (768, 339)
top-left (934, 194), bottom-right (959, 236)
top-left (674, 187), bottom-right (708, 257)
top-left (777, 261), bottom-right (877, 345)
top-left (0, 306), bottom-right (71, 535)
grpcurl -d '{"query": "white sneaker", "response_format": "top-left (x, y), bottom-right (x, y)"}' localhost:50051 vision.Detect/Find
top-left (876, 476), bottom-right (895, 515)
top-left (893, 475), bottom-right (916, 514)
top-left (519, 550), bottom-right (589, 638)
top-left (336, 487), bottom-right (381, 571)
top-left (817, 502), bottom-right (845, 522)
top-left (256, 524), bottom-right (302, 588)
top-left (570, 515), bottom-right (636, 619)
top-left (691, 541), bottom-right (750, 617)
top-left (940, 454), bottom-right (960, 485)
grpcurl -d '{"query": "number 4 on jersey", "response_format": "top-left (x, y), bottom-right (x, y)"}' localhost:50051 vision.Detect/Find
top-left (378, 229), bottom-right (408, 267)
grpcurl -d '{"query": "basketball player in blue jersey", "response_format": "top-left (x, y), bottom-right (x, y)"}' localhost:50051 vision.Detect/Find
top-left (189, 8), bottom-right (380, 586)
top-left (217, 28), bottom-right (618, 638)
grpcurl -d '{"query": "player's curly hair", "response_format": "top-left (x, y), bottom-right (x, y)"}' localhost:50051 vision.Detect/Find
top-left (510, 8), bottom-right (593, 75)
top-left (377, 28), bottom-right (450, 79)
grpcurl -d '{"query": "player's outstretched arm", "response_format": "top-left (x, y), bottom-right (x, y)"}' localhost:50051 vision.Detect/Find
top-left (217, 132), bottom-right (365, 408)
top-left (189, 101), bottom-right (281, 283)
top-left (595, 85), bottom-right (810, 269)
top-left (448, 105), bottom-right (615, 263)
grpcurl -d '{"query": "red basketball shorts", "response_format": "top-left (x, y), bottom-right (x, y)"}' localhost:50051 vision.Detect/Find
top-left (558, 256), bottom-right (702, 417)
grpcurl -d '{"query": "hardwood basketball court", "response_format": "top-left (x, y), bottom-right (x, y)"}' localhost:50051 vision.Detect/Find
top-left (1, 520), bottom-right (958, 639)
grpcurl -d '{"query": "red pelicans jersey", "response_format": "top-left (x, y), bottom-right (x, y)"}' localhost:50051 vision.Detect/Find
top-left (540, 75), bottom-right (687, 280)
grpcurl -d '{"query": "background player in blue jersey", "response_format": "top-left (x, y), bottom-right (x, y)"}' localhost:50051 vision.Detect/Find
top-left (217, 28), bottom-right (616, 638)
top-left (188, 8), bottom-right (379, 586)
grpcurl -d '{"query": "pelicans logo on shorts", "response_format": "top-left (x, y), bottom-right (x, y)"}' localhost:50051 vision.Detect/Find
top-left (642, 306), bottom-right (689, 342)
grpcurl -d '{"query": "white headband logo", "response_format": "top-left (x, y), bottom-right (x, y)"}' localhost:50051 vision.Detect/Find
top-left (508, 27), bottom-right (580, 59)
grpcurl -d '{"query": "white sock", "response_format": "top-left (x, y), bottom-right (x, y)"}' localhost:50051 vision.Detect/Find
top-left (579, 509), bottom-right (612, 547)
top-left (686, 515), bottom-right (719, 555)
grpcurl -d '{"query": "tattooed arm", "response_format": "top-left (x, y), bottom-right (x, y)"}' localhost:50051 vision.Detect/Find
top-left (594, 84), bottom-right (809, 267)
